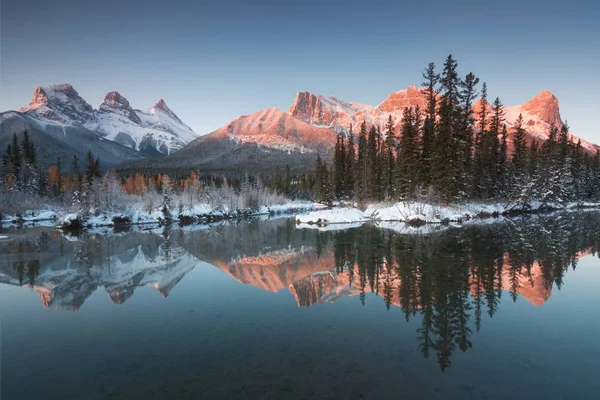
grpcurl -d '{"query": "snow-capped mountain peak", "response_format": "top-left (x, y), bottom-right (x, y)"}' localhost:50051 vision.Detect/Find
top-left (11, 84), bottom-right (199, 156)
top-left (149, 98), bottom-right (183, 125)
top-left (153, 98), bottom-right (169, 112)
top-left (20, 83), bottom-right (94, 125)
top-left (99, 91), bottom-right (142, 124)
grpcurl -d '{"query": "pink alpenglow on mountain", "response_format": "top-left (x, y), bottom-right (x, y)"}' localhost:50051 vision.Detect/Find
top-left (290, 87), bottom-right (599, 154)
top-left (211, 107), bottom-right (339, 153)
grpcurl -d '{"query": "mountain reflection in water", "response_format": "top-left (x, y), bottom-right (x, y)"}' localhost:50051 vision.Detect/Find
top-left (1, 212), bottom-right (599, 371)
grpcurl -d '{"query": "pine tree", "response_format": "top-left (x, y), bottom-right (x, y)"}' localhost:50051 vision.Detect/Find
top-left (510, 113), bottom-right (530, 204)
top-left (433, 54), bottom-right (461, 201)
top-left (382, 115), bottom-right (396, 199)
top-left (10, 133), bottom-right (22, 179)
top-left (420, 63), bottom-right (439, 189)
top-left (397, 107), bottom-right (421, 199)
top-left (458, 72), bottom-right (479, 197)
top-left (497, 124), bottom-right (508, 195)
top-left (345, 125), bottom-right (356, 198)
top-left (355, 121), bottom-right (368, 202)
top-left (85, 150), bottom-right (97, 185)
top-left (71, 154), bottom-right (82, 191)
top-left (366, 125), bottom-right (378, 200)
top-left (21, 131), bottom-right (36, 166)
top-left (538, 124), bottom-right (563, 205)
top-left (512, 114), bottom-right (527, 175)
top-left (489, 97), bottom-right (505, 198)
top-left (333, 135), bottom-right (346, 199)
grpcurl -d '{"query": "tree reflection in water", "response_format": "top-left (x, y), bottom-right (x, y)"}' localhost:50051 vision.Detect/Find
top-left (1, 212), bottom-right (599, 371)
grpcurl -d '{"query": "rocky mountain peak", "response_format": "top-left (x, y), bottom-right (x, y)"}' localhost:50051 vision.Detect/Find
top-left (378, 85), bottom-right (428, 112)
top-left (151, 98), bottom-right (183, 124)
top-left (154, 98), bottom-right (169, 112)
top-left (102, 91), bottom-right (131, 109)
top-left (99, 90), bottom-right (141, 124)
top-left (30, 86), bottom-right (50, 107)
top-left (28, 83), bottom-right (91, 109)
top-left (22, 83), bottom-right (94, 124)
top-left (521, 90), bottom-right (562, 126)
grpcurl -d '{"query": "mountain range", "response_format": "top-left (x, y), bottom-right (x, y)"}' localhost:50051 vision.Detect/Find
top-left (1, 83), bottom-right (598, 171)
top-left (0, 84), bottom-right (198, 168)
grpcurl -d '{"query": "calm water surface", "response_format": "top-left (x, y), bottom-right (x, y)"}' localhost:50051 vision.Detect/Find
top-left (1, 213), bottom-right (599, 399)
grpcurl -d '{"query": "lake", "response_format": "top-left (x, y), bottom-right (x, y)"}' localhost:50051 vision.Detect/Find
top-left (1, 212), bottom-right (599, 399)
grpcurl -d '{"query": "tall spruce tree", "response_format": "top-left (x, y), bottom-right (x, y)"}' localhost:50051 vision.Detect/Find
top-left (355, 121), bottom-right (368, 202)
top-left (510, 113), bottom-right (529, 203)
top-left (473, 83), bottom-right (489, 198)
top-left (382, 115), bottom-right (396, 199)
top-left (397, 107), bottom-right (421, 199)
top-left (345, 126), bottom-right (356, 198)
top-left (489, 97), bottom-right (505, 198)
top-left (420, 63), bottom-right (439, 189)
top-left (458, 72), bottom-right (479, 198)
top-left (10, 133), bottom-right (22, 179)
top-left (433, 54), bottom-right (461, 201)
top-left (366, 125), bottom-right (378, 200)
top-left (333, 135), bottom-right (346, 199)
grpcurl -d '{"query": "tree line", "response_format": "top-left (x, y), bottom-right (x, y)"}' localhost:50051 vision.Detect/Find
top-left (315, 55), bottom-right (600, 206)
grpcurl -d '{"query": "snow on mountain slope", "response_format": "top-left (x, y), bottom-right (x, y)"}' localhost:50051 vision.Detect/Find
top-left (209, 107), bottom-right (339, 153)
top-left (19, 84), bottom-right (96, 125)
top-left (290, 87), bottom-right (599, 153)
top-left (14, 84), bottom-right (198, 155)
top-left (289, 86), bottom-right (426, 134)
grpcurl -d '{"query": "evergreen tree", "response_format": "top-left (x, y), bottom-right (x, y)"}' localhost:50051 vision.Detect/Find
top-left (433, 54), bottom-right (461, 201)
top-left (510, 114), bottom-right (530, 204)
top-left (382, 115), bottom-right (396, 199)
top-left (497, 124), bottom-right (508, 195)
top-left (10, 133), bottom-right (22, 178)
top-left (355, 121), bottom-right (368, 202)
top-left (489, 97), bottom-right (505, 197)
top-left (420, 63), bottom-right (439, 189)
top-left (85, 150), bottom-right (97, 185)
top-left (473, 83), bottom-right (488, 198)
top-left (71, 154), bottom-right (82, 191)
top-left (366, 125), bottom-right (378, 200)
top-left (21, 131), bottom-right (36, 166)
top-left (397, 107), bottom-right (421, 199)
top-left (458, 72), bottom-right (479, 197)
top-left (333, 135), bottom-right (346, 199)
top-left (345, 125), bottom-right (356, 198)
top-left (512, 114), bottom-right (528, 176)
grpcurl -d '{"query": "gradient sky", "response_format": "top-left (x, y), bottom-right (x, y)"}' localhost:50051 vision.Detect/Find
top-left (1, 0), bottom-right (599, 143)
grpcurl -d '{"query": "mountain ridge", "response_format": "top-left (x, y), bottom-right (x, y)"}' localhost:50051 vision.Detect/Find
top-left (1, 83), bottom-right (199, 165)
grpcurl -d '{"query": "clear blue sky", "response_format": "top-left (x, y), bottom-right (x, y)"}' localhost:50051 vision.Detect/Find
top-left (1, 0), bottom-right (599, 143)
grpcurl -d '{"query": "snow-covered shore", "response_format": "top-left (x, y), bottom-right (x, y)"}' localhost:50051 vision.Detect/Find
top-left (1, 202), bottom-right (321, 230)
top-left (295, 201), bottom-right (600, 229)
top-left (3, 200), bottom-right (599, 232)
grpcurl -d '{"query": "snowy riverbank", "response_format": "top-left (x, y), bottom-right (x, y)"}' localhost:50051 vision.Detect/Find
top-left (2, 200), bottom-right (599, 232)
top-left (1, 201), bottom-right (322, 230)
top-left (295, 201), bottom-right (600, 228)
